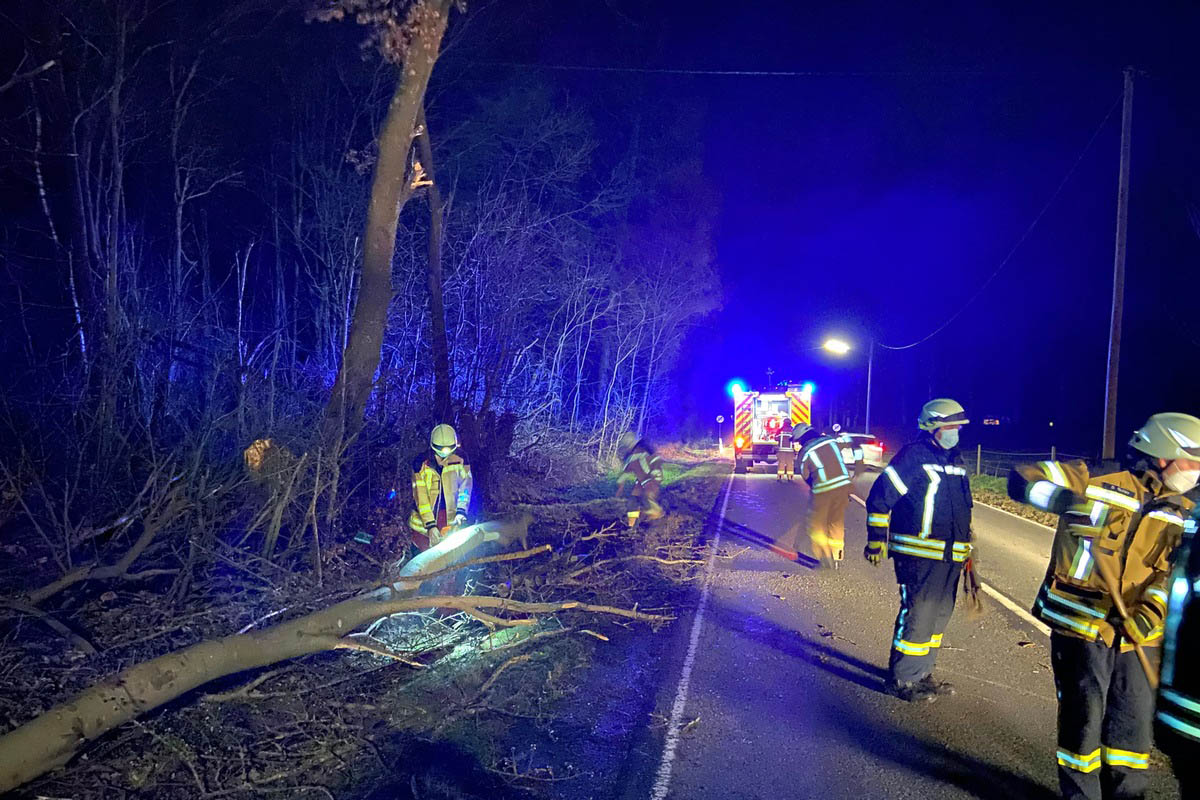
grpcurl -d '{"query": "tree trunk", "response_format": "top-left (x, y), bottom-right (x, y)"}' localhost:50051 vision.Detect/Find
top-left (0, 521), bottom-right (658, 794)
top-left (322, 0), bottom-right (453, 445)
top-left (417, 105), bottom-right (453, 420)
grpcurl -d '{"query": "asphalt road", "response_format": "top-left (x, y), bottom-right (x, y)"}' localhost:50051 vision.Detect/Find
top-left (634, 468), bottom-right (1181, 800)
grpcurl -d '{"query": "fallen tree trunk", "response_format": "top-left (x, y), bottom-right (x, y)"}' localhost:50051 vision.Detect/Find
top-left (0, 520), bottom-right (662, 793)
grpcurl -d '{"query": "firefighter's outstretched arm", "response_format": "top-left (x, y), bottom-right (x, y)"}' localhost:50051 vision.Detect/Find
top-left (1007, 460), bottom-right (1088, 514)
top-left (864, 461), bottom-right (907, 565)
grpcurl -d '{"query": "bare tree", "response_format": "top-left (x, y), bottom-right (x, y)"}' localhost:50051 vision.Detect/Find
top-left (318, 0), bottom-right (459, 446)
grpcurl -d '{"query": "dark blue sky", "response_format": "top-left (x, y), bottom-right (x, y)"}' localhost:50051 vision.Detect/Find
top-left (502, 0), bottom-right (1200, 453)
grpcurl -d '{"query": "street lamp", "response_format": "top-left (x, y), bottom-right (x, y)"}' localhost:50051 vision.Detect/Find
top-left (822, 336), bottom-right (874, 434)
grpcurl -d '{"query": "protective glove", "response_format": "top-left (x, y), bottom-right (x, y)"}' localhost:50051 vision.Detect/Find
top-left (425, 524), bottom-right (439, 541)
top-left (453, 512), bottom-right (467, 528)
top-left (1120, 607), bottom-right (1158, 646)
top-left (864, 541), bottom-right (887, 566)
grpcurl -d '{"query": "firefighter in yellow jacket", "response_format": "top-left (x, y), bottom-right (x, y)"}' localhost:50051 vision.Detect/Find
top-left (1008, 412), bottom-right (1200, 800)
top-left (616, 431), bottom-right (665, 528)
top-left (408, 423), bottom-right (473, 550)
top-left (795, 424), bottom-right (853, 567)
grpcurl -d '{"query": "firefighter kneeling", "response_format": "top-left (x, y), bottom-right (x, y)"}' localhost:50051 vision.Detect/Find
top-left (865, 398), bottom-right (973, 703)
top-left (616, 432), bottom-right (664, 528)
top-left (1008, 412), bottom-right (1199, 800)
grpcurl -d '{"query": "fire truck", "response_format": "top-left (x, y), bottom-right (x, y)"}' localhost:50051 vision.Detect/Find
top-left (732, 383), bottom-right (814, 474)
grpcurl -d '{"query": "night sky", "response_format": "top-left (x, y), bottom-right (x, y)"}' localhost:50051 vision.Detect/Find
top-left (3, 1), bottom-right (1198, 456)
top-left (484, 0), bottom-right (1200, 454)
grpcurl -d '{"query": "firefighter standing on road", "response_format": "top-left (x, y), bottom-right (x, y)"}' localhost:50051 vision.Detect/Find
top-left (408, 423), bottom-right (473, 550)
top-left (795, 424), bottom-right (853, 567)
top-left (616, 431), bottom-right (665, 528)
top-left (1007, 412), bottom-right (1200, 800)
top-left (1157, 504), bottom-right (1200, 796)
top-left (865, 398), bottom-right (973, 703)
top-left (777, 420), bottom-right (796, 482)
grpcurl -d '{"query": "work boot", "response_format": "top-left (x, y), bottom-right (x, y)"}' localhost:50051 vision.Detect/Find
top-left (886, 679), bottom-right (938, 703)
top-left (918, 675), bottom-right (956, 696)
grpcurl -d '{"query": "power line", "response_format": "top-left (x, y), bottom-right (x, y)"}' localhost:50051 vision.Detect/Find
top-left (876, 94), bottom-right (1123, 351)
top-left (473, 61), bottom-right (1056, 78)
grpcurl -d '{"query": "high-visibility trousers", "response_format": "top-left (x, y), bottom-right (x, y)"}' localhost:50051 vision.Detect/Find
top-left (889, 556), bottom-right (961, 685)
top-left (776, 449), bottom-right (796, 479)
top-left (808, 485), bottom-right (850, 562)
top-left (1051, 633), bottom-right (1155, 800)
top-left (626, 481), bottom-right (663, 527)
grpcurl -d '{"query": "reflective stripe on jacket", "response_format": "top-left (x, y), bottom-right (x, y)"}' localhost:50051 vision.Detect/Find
top-left (1159, 511), bottom-right (1200, 740)
top-left (1010, 460), bottom-right (1191, 647)
top-left (621, 443), bottom-right (663, 492)
top-left (866, 435), bottom-right (972, 562)
top-left (408, 453), bottom-right (472, 532)
top-left (799, 436), bottom-right (852, 494)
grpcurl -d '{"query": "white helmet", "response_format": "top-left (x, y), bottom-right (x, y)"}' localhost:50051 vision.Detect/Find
top-left (431, 424), bottom-right (459, 459)
top-left (918, 398), bottom-right (969, 431)
top-left (1128, 413), bottom-right (1200, 462)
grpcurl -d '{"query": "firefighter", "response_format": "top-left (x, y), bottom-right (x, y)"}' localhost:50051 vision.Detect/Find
top-left (1007, 412), bottom-right (1200, 800)
top-left (795, 423), bottom-right (853, 567)
top-left (777, 420), bottom-right (796, 482)
top-left (408, 423), bottom-right (473, 550)
top-left (1157, 506), bottom-right (1200, 796)
top-left (616, 431), bottom-right (664, 528)
top-left (865, 398), bottom-right (973, 703)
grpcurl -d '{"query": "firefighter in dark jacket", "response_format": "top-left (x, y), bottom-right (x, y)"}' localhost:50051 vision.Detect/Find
top-left (1158, 505), bottom-right (1200, 796)
top-left (795, 424), bottom-right (853, 567)
top-left (865, 398), bottom-right (973, 703)
top-left (1008, 412), bottom-right (1200, 800)
top-left (616, 431), bottom-right (664, 528)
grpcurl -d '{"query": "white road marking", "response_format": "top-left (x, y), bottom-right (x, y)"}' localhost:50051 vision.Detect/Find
top-left (850, 493), bottom-right (1052, 638)
top-left (975, 499), bottom-right (1054, 531)
top-left (650, 473), bottom-right (733, 800)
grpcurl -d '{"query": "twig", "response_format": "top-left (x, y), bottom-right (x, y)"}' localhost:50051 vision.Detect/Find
top-left (0, 600), bottom-right (98, 654)
top-left (202, 666), bottom-right (295, 702)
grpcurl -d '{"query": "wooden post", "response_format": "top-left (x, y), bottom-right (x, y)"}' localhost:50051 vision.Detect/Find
top-left (976, 444), bottom-right (982, 476)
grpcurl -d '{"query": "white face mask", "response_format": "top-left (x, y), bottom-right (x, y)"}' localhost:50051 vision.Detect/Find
top-left (1164, 467), bottom-right (1200, 494)
top-left (936, 428), bottom-right (959, 450)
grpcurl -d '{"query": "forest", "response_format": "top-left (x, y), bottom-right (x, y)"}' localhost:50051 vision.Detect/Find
top-left (0, 1), bottom-right (723, 796)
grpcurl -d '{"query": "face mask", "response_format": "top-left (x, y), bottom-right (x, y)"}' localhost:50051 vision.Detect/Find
top-left (1164, 467), bottom-right (1200, 494)
top-left (936, 428), bottom-right (959, 450)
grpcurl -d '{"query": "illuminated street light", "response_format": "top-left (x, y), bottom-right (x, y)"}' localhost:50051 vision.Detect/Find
top-left (821, 335), bottom-right (875, 434)
top-left (823, 338), bottom-right (852, 356)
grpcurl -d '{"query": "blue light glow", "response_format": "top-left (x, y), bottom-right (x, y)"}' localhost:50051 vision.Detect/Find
top-left (726, 379), bottom-right (747, 397)
top-left (802, 382), bottom-right (816, 395)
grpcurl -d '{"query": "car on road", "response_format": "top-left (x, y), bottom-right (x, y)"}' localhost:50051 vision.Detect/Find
top-left (836, 432), bottom-right (887, 469)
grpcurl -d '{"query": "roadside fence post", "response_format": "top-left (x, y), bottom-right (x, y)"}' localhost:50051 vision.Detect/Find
top-left (1051, 445), bottom-right (1057, 462)
top-left (976, 444), bottom-right (982, 476)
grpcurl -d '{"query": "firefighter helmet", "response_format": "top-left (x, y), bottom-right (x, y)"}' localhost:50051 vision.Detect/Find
top-left (617, 431), bottom-right (639, 456)
top-left (918, 398), bottom-right (970, 431)
top-left (1128, 413), bottom-right (1200, 462)
top-left (792, 424), bottom-right (813, 439)
top-left (430, 424), bottom-right (459, 458)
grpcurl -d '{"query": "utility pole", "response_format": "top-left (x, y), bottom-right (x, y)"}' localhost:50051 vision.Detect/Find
top-left (1102, 67), bottom-right (1135, 461)
top-left (865, 338), bottom-right (874, 435)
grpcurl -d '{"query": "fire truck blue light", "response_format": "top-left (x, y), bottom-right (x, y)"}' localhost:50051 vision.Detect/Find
top-left (727, 379), bottom-right (747, 398)
top-left (803, 382), bottom-right (816, 395)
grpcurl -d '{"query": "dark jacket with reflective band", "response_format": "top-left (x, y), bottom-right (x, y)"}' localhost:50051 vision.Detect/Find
top-left (621, 443), bottom-right (663, 493)
top-left (1009, 460), bottom-right (1191, 649)
top-left (799, 435), bottom-right (851, 494)
top-left (866, 436), bottom-right (973, 562)
top-left (1159, 511), bottom-right (1200, 742)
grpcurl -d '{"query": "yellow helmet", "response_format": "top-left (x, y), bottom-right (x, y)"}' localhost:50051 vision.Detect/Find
top-left (1128, 413), bottom-right (1200, 462)
top-left (617, 431), bottom-right (639, 456)
top-left (431, 424), bottom-right (458, 459)
top-left (918, 398), bottom-right (969, 431)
